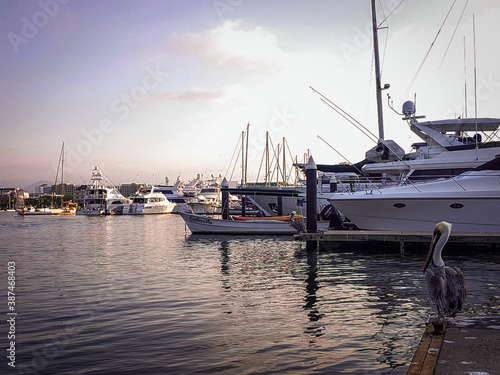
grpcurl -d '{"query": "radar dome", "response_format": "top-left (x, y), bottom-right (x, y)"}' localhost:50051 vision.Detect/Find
top-left (402, 101), bottom-right (415, 116)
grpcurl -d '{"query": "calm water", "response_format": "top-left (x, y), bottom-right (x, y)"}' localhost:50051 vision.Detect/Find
top-left (1, 213), bottom-right (499, 375)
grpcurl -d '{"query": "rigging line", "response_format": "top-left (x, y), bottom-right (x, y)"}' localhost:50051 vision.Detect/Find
top-left (375, 0), bottom-right (389, 79)
top-left (75, 170), bottom-right (87, 184)
top-left (229, 146), bottom-right (241, 183)
top-left (255, 141), bottom-right (267, 184)
top-left (54, 143), bottom-right (64, 187)
top-left (310, 86), bottom-right (379, 142)
top-left (376, 0), bottom-right (388, 26)
top-left (224, 132), bottom-right (243, 180)
top-left (317, 135), bottom-right (382, 194)
top-left (267, 137), bottom-right (279, 183)
top-left (322, 131), bottom-right (426, 193)
top-left (380, 18), bottom-right (389, 78)
top-left (404, 0), bottom-right (458, 97)
top-left (284, 141), bottom-right (299, 185)
top-left (272, 143), bottom-right (284, 184)
top-left (377, 0), bottom-right (406, 27)
top-left (439, 0), bottom-right (469, 69)
top-left (320, 99), bottom-right (378, 143)
top-left (485, 127), bottom-right (500, 143)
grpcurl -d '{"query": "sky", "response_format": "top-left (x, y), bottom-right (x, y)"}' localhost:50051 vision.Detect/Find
top-left (2, 0), bottom-right (500, 189)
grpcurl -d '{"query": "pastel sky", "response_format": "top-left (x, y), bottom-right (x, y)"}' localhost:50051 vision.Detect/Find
top-left (2, 0), bottom-right (500, 188)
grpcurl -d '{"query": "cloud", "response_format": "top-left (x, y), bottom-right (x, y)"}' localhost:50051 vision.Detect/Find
top-left (153, 87), bottom-right (227, 102)
top-left (167, 20), bottom-right (283, 75)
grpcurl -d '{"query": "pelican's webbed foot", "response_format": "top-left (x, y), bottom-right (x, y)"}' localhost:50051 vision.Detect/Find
top-left (430, 315), bottom-right (445, 335)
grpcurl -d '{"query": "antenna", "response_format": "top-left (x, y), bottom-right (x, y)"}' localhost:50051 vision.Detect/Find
top-left (463, 37), bottom-right (468, 119)
top-left (473, 14), bottom-right (479, 151)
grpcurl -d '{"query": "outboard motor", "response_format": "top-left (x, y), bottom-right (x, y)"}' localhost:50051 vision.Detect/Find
top-left (320, 204), bottom-right (345, 229)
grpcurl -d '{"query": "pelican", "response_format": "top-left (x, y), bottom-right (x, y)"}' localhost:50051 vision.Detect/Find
top-left (423, 221), bottom-right (467, 330)
top-left (289, 211), bottom-right (306, 232)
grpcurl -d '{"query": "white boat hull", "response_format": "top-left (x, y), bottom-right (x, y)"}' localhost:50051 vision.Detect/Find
top-left (77, 203), bottom-right (125, 215)
top-left (124, 202), bottom-right (176, 214)
top-left (328, 170), bottom-right (500, 232)
top-left (188, 201), bottom-right (218, 214)
top-left (178, 212), bottom-right (299, 234)
top-left (330, 196), bottom-right (500, 232)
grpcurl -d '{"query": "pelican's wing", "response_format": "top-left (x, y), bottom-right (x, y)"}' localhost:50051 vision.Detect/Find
top-left (425, 268), bottom-right (446, 308)
top-left (444, 266), bottom-right (467, 315)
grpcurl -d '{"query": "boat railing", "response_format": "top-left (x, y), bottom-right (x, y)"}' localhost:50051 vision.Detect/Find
top-left (86, 193), bottom-right (107, 199)
top-left (331, 175), bottom-right (402, 193)
top-left (332, 171), bottom-right (485, 194)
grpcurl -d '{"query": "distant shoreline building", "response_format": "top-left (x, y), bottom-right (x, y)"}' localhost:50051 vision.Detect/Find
top-left (51, 183), bottom-right (75, 197)
top-left (36, 184), bottom-right (52, 195)
top-left (73, 185), bottom-right (88, 206)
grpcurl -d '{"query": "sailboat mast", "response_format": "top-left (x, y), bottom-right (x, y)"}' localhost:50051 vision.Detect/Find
top-left (282, 137), bottom-right (286, 184)
top-left (265, 131), bottom-right (270, 186)
top-left (245, 122), bottom-right (249, 185)
top-left (241, 131), bottom-right (245, 186)
top-left (371, 0), bottom-right (385, 140)
top-left (61, 141), bottom-right (65, 199)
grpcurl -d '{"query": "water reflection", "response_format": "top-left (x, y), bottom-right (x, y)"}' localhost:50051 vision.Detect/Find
top-left (304, 248), bottom-right (321, 319)
top-left (5, 212), bottom-right (497, 375)
top-left (219, 240), bottom-right (231, 292)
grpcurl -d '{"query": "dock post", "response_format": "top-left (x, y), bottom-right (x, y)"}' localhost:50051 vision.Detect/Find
top-left (241, 195), bottom-right (246, 216)
top-left (221, 177), bottom-right (229, 220)
top-left (277, 196), bottom-right (283, 216)
top-left (306, 156), bottom-right (317, 233)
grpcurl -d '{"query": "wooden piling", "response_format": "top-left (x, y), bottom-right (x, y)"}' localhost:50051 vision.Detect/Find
top-left (306, 156), bottom-right (317, 233)
top-left (221, 177), bottom-right (229, 220)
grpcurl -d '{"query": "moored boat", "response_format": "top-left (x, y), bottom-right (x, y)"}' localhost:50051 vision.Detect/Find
top-left (14, 188), bottom-right (25, 216)
top-left (178, 211), bottom-right (301, 235)
top-left (327, 159), bottom-right (500, 232)
top-left (231, 214), bottom-right (303, 222)
top-left (124, 186), bottom-right (176, 214)
top-left (78, 166), bottom-right (129, 215)
top-left (24, 207), bottom-right (59, 215)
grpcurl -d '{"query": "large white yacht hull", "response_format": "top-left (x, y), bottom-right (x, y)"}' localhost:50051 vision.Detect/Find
top-left (327, 171), bottom-right (500, 232)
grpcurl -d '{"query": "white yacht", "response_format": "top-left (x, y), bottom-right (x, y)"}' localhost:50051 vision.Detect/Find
top-left (319, 1), bottom-right (500, 233)
top-left (78, 167), bottom-right (129, 215)
top-left (327, 158), bottom-right (500, 232)
top-left (154, 179), bottom-right (185, 203)
top-left (309, 0), bottom-right (500, 186)
top-left (362, 103), bottom-right (500, 181)
top-left (124, 186), bottom-right (176, 214)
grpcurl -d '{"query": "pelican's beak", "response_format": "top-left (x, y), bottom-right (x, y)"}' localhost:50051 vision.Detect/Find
top-left (423, 228), bottom-right (441, 273)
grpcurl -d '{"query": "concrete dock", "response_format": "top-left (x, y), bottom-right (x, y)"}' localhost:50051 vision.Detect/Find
top-left (408, 317), bottom-right (500, 375)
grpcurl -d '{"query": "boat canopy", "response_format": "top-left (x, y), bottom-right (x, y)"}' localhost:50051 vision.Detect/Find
top-left (417, 118), bottom-right (500, 132)
top-left (295, 159), bottom-right (374, 174)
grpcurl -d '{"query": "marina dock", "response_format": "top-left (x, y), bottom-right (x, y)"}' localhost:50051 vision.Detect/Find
top-left (408, 317), bottom-right (500, 375)
top-left (295, 230), bottom-right (500, 250)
